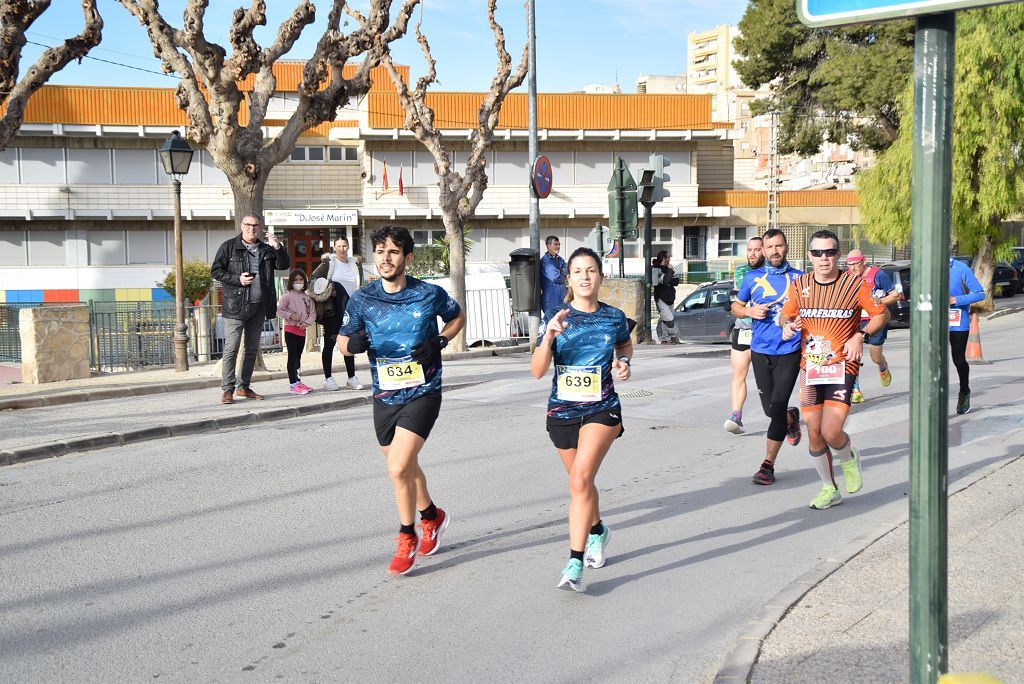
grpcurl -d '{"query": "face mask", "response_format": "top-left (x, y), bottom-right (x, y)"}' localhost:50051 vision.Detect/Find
top-left (293, 282), bottom-right (304, 291)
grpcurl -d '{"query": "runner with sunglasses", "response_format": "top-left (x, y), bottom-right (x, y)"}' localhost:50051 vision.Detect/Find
top-left (780, 230), bottom-right (889, 510)
top-left (731, 228), bottom-right (804, 485)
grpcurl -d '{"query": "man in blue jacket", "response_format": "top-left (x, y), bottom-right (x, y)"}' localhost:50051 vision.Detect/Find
top-left (949, 257), bottom-right (986, 414)
top-left (540, 235), bottom-right (567, 318)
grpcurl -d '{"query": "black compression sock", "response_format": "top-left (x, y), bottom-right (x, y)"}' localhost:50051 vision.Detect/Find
top-left (399, 523), bottom-right (416, 536)
top-left (419, 502), bottom-right (438, 521)
top-left (570, 549), bottom-right (585, 562)
top-left (590, 521), bottom-right (604, 536)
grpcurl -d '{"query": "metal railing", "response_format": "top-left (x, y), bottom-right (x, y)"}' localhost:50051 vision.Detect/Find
top-left (0, 302), bottom-right (43, 363)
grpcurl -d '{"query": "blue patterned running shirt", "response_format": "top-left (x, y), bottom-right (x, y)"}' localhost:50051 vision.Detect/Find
top-left (541, 302), bottom-right (632, 420)
top-left (339, 277), bottom-right (461, 405)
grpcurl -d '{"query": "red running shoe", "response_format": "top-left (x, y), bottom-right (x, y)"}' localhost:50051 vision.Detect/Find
top-left (786, 406), bottom-right (802, 446)
top-left (418, 508), bottom-right (449, 556)
top-left (388, 532), bottom-right (418, 575)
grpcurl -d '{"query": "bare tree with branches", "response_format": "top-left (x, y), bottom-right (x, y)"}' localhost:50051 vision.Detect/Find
top-left (378, 0), bottom-right (527, 352)
top-left (117, 0), bottom-right (420, 219)
top-left (0, 1), bottom-right (103, 149)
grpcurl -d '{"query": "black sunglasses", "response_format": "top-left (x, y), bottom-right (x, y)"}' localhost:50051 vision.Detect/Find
top-left (810, 248), bottom-right (840, 257)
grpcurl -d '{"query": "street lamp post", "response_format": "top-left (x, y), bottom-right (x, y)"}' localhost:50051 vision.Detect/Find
top-left (159, 130), bottom-right (195, 373)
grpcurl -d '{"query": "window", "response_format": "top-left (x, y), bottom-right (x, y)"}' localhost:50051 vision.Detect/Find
top-left (491, 150), bottom-right (530, 185)
top-left (411, 150), bottom-right (438, 186)
top-left (575, 151), bottom-right (613, 185)
top-left (328, 147), bottom-right (358, 162)
top-left (114, 149), bottom-right (157, 185)
top-left (20, 147), bottom-right (65, 184)
top-left (718, 227), bottom-right (746, 257)
top-left (0, 230), bottom-right (27, 266)
top-left (709, 287), bottom-right (732, 307)
top-left (200, 151), bottom-right (228, 184)
top-left (88, 230), bottom-right (127, 266)
top-left (0, 148), bottom-right (19, 183)
top-left (67, 149), bottom-right (112, 184)
top-left (292, 146), bottom-right (357, 163)
top-left (683, 290), bottom-right (707, 310)
top-left (412, 229), bottom-right (444, 246)
top-left (652, 228), bottom-right (673, 259)
top-left (127, 230), bottom-right (168, 264)
top-left (28, 231), bottom-right (66, 266)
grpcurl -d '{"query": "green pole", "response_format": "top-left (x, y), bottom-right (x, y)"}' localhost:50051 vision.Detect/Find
top-left (617, 161), bottom-right (626, 277)
top-left (909, 12), bottom-right (955, 683)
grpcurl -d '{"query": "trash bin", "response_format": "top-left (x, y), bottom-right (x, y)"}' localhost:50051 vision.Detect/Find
top-left (509, 248), bottom-right (539, 312)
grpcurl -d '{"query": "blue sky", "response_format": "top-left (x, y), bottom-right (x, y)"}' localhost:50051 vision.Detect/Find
top-left (21, 0), bottom-right (748, 93)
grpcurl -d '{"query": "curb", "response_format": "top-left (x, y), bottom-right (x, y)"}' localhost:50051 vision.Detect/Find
top-left (1, 381), bottom-right (480, 467)
top-left (0, 345), bottom-right (526, 412)
top-left (713, 451), bottom-right (1024, 683)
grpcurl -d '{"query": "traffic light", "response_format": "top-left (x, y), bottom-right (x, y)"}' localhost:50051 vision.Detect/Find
top-left (650, 153), bottom-right (671, 202)
top-left (637, 168), bottom-right (656, 204)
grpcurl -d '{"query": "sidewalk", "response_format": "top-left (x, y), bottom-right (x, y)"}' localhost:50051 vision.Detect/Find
top-left (734, 453), bottom-right (1024, 683)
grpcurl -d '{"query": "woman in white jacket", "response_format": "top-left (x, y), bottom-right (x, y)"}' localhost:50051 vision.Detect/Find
top-left (308, 236), bottom-right (364, 390)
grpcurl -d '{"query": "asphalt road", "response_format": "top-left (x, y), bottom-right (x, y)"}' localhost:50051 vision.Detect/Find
top-left (1, 314), bottom-right (1022, 682)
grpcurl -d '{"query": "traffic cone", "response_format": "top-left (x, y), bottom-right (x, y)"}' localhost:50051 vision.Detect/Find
top-left (965, 312), bottom-right (990, 365)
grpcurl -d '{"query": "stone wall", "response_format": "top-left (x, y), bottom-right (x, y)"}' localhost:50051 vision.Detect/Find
top-left (598, 278), bottom-right (652, 345)
top-left (19, 306), bottom-right (91, 384)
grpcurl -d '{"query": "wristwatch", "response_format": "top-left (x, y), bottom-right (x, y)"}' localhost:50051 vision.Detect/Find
top-left (861, 330), bottom-right (871, 343)
top-left (618, 356), bottom-right (631, 366)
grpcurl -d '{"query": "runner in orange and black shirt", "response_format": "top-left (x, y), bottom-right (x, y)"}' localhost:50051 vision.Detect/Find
top-left (779, 230), bottom-right (889, 510)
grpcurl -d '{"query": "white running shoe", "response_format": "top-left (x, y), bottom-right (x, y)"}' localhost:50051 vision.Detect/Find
top-left (346, 375), bottom-right (364, 390)
top-left (324, 376), bottom-right (340, 391)
top-left (583, 524), bottom-right (612, 569)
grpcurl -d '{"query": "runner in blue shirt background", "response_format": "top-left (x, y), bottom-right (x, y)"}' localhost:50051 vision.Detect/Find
top-left (532, 246), bottom-right (632, 593)
top-left (948, 256), bottom-right (985, 414)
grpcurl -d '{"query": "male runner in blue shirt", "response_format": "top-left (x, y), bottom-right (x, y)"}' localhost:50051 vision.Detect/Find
top-left (731, 228), bottom-right (804, 485)
top-left (339, 225), bottom-right (465, 576)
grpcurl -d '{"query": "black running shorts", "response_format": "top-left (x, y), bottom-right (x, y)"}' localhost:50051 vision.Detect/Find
top-left (730, 327), bottom-right (752, 352)
top-left (799, 369), bottom-right (857, 409)
top-left (546, 409), bottom-right (624, 451)
top-left (373, 393), bottom-right (443, 446)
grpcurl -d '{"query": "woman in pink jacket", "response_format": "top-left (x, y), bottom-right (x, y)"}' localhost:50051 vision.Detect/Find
top-left (277, 269), bottom-right (317, 395)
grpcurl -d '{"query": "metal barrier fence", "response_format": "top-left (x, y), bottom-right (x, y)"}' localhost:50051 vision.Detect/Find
top-left (0, 302), bottom-right (42, 363)
top-left (90, 302), bottom-right (284, 373)
top-left (0, 301), bottom-right (284, 373)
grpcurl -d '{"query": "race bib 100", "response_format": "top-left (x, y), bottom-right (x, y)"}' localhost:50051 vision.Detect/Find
top-left (556, 365), bottom-right (601, 402)
top-left (806, 361), bottom-right (845, 386)
top-left (377, 357), bottom-right (425, 390)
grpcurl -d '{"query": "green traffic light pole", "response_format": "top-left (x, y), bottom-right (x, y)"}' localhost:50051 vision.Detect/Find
top-left (641, 200), bottom-right (654, 340)
top-left (616, 166), bottom-right (627, 278)
top-left (909, 12), bottom-right (955, 683)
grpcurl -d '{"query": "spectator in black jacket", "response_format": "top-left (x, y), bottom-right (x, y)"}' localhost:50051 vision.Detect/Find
top-left (653, 250), bottom-right (680, 344)
top-left (210, 215), bottom-right (290, 404)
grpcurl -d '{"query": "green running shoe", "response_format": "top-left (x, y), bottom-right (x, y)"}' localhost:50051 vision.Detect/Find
top-left (840, 448), bottom-right (863, 494)
top-left (880, 367), bottom-right (892, 388)
top-left (956, 390), bottom-right (971, 415)
top-left (584, 524), bottom-right (612, 569)
top-left (809, 484), bottom-right (842, 510)
top-left (851, 389), bottom-right (865, 404)
top-left (557, 558), bottom-right (585, 592)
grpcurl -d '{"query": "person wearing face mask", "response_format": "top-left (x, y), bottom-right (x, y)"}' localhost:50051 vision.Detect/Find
top-left (309, 236), bottom-right (364, 390)
top-left (277, 269), bottom-right (317, 395)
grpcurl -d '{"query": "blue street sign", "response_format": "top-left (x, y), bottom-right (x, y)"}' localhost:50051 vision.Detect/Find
top-left (798, 0), bottom-right (1011, 26)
